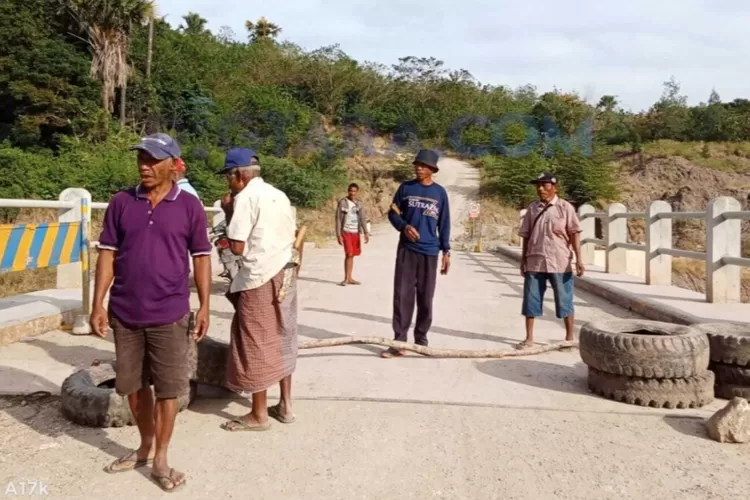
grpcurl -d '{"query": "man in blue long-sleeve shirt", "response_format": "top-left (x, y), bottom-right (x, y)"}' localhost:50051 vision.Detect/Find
top-left (382, 149), bottom-right (451, 358)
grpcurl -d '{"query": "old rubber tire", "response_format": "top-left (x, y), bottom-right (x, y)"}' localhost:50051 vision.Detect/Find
top-left (694, 323), bottom-right (750, 367)
top-left (710, 362), bottom-right (750, 386)
top-left (587, 367), bottom-right (714, 409)
top-left (715, 383), bottom-right (750, 400)
top-left (579, 319), bottom-right (709, 378)
top-left (60, 361), bottom-right (195, 428)
top-left (188, 336), bottom-right (229, 388)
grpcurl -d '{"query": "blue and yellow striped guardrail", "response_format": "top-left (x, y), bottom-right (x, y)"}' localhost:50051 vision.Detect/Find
top-left (0, 221), bottom-right (83, 273)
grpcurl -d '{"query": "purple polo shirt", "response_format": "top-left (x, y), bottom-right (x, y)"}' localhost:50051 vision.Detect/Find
top-left (97, 183), bottom-right (212, 328)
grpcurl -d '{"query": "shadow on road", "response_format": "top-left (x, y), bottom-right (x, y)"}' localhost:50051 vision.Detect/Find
top-left (662, 415), bottom-right (714, 442)
top-left (475, 358), bottom-right (589, 395)
top-left (303, 308), bottom-right (517, 346)
top-left (0, 367), bottom-right (135, 465)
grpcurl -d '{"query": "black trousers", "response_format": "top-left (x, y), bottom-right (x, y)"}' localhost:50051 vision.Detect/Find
top-left (392, 244), bottom-right (438, 346)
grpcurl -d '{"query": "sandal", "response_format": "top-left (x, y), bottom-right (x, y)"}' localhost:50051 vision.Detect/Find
top-left (103, 450), bottom-right (153, 474)
top-left (150, 468), bottom-right (186, 493)
top-left (514, 342), bottom-right (535, 350)
top-left (268, 404), bottom-right (295, 424)
top-left (220, 418), bottom-right (272, 432)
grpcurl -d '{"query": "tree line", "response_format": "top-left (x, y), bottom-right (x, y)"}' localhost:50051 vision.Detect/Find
top-left (0, 0), bottom-right (745, 209)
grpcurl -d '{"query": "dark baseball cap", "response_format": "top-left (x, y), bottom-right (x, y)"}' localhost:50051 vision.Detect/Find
top-left (216, 148), bottom-right (260, 174)
top-left (129, 133), bottom-right (181, 160)
top-left (530, 172), bottom-right (557, 184)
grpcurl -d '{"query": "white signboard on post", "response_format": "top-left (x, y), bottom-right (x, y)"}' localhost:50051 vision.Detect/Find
top-left (468, 202), bottom-right (480, 219)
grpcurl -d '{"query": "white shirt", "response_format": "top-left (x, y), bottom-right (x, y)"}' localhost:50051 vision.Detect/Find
top-left (226, 177), bottom-right (295, 293)
top-left (343, 199), bottom-right (360, 233)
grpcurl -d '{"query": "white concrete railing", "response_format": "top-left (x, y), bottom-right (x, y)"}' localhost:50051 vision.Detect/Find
top-left (519, 196), bottom-right (750, 304)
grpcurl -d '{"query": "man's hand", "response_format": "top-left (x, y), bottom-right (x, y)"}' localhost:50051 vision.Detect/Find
top-left (520, 259), bottom-right (527, 277)
top-left (576, 260), bottom-right (585, 277)
top-left (403, 225), bottom-right (420, 242)
top-left (364, 233), bottom-right (370, 244)
top-left (337, 235), bottom-right (343, 246)
top-left (441, 253), bottom-right (451, 275)
top-left (90, 305), bottom-right (109, 338)
top-left (220, 192), bottom-right (234, 217)
top-left (193, 307), bottom-right (210, 342)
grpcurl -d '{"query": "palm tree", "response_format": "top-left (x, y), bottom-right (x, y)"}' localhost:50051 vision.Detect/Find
top-left (64, 0), bottom-right (154, 122)
top-left (180, 12), bottom-right (208, 35)
top-left (245, 17), bottom-right (282, 42)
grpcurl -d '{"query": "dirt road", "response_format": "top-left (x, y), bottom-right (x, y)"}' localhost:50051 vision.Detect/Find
top-left (1, 157), bottom-right (749, 499)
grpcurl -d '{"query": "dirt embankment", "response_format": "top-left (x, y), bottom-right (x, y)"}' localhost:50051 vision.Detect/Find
top-left (613, 154), bottom-right (750, 300)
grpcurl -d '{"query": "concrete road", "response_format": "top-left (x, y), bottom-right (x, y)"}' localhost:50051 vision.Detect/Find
top-left (1, 157), bottom-right (749, 499)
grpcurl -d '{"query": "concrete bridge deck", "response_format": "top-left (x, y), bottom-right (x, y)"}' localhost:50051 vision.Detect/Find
top-left (1, 158), bottom-right (749, 499)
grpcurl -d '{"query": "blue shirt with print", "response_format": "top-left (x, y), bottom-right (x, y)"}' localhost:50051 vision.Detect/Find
top-left (388, 180), bottom-right (451, 256)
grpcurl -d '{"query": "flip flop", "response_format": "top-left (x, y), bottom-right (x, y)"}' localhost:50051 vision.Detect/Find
top-left (347, 280), bottom-right (361, 285)
top-left (338, 281), bottom-right (347, 286)
top-left (514, 342), bottom-right (535, 350)
top-left (220, 418), bottom-right (272, 432)
top-left (150, 468), bottom-right (186, 493)
top-left (268, 405), bottom-right (295, 424)
top-left (103, 450), bottom-right (153, 474)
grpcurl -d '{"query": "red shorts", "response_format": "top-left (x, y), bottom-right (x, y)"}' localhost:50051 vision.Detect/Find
top-left (342, 232), bottom-right (361, 256)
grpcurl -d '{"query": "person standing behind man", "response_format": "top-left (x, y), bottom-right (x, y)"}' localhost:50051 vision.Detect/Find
top-left (335, 182), bottom-right (369, 286)
top-left (174, 158), bottom-right (200, 199)
top-left (217, 148), bottom-right (299, 431)
top-left (90, 132), bottom-right (212, 492)
top-left (381, 149), bottom-right (451, 358)
top-left (517, 172), bottom-right (584, 350)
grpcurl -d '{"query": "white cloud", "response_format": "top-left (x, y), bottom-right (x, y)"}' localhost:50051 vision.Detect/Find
top-left (156, 0), bottom-right (750, 111)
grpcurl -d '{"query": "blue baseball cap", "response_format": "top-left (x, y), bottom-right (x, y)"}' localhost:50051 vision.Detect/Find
top-left (216, 148), bottom-right (260, 174)
top-left (129, 133), bottom-right (181, 160)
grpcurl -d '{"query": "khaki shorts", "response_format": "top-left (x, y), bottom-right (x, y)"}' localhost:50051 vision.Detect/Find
top-left (110, 313), bottom-right (192, 399)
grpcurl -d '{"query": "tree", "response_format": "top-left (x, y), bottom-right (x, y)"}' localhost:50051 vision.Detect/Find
top-left (245, 17), bottom-right (281, 42)
top-left (180, 12), bottom-right (208, 35)
top-left (64, 0), bottom-right (154, 122)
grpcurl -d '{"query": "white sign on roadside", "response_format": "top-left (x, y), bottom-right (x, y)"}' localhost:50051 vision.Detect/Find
top-left (468, 202), bottom-right (480, 219)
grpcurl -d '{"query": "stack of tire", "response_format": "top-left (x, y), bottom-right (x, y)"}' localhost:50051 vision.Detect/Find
top-left (579, 319), bottom-right (714, 408)
top-left (694, 323), bottom-right (750, 400)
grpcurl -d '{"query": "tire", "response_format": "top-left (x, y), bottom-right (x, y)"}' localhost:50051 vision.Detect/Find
top-left (710, 362), bottom-right (750, 386)
top-left (694, 323), bottom-right (750, 367)
top-left (190, 336), bottom-right (230, 388)
top-left (587, 367), bottom-right (715, 409)
top-left (60, 361), bottom-right (195, 428)
top-left (579, 319), bottom-right (709, 378)
top-left (715, 383), bottom-right (750, 400)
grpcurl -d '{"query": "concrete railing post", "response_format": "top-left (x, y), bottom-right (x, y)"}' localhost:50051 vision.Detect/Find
top-left (519, 209), bottom-right (527, 248)
top-left (212, 200), bottom-right (225, 227)
top-left (57, 188), bottom-right (91, 289)
top-left (578, 204), bottom-right (596, 265)
top-left (646, 200), bottom-right (672, 285)
top-left (706, 196), bottom-right (742, 303)
top-left (606, 203), bottom-right (627, 274)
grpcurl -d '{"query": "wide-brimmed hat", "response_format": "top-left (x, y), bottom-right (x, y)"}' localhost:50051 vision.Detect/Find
top-left (530, 172), bottom-right (557, 185)
top-left (413, 149), bottom-right (440, 171)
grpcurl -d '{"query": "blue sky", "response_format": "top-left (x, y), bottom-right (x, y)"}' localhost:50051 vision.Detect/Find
top-left (156, 0), bottom-right (750, 112)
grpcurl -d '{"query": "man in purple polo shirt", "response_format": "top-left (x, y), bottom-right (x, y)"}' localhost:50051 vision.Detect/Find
top-left (90, 132), bottom-right (212, 493)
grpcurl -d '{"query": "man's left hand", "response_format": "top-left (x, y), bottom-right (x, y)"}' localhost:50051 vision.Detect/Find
top-left (576, 261), bottom-right (585, 277)
top-left (193, 307), bottom-right (210, 342)
top-left (441, 253), bottom-right (451, 275)
top-left (365, 233), bottom-right (370, 244)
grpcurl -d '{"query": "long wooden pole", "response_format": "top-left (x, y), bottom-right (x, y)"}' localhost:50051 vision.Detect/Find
top-left (298, 337), bottom-right (578, 358)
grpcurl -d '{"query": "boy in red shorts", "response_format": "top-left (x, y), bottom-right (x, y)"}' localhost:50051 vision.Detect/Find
top-left (335, 183), bottom-right (369, 285)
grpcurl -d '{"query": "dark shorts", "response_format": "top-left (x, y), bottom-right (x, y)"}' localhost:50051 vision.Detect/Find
top-left (110, 313), bottom-right (192, 399)
top-left (342, 232), bottom-right (361, 257)
top-left (521, 272), bottom-right (575, 319)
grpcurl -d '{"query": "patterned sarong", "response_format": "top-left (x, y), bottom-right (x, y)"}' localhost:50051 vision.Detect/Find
top-left (225, 250), bottom-right (299, 395)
